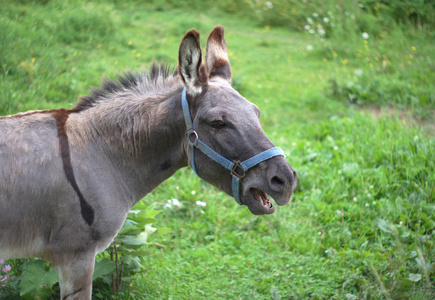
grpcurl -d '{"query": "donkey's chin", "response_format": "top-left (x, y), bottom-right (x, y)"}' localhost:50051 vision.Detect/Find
top-left (243, 188), bottom-right (276, 215)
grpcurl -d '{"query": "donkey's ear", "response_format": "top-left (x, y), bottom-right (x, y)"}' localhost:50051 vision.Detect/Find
top-left (206, 25), bottom-right (232, 82)
top-left (178, 29), bottom-right (208, 96)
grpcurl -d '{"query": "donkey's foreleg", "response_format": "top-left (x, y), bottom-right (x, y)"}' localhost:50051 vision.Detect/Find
top-left (55, 252), bottom-right (95, 300)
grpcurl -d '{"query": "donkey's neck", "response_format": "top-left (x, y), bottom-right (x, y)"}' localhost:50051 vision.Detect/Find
top-left (68, 85), bottom-right (188, 205)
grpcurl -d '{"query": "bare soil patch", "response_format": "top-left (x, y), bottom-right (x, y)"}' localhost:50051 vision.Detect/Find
top-left (361, 104), bottom-right (435, 136)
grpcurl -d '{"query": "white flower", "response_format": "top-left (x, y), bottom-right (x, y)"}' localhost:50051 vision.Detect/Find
top-left (138, 224), bottom-right (157, 243)
top-left (265, 1), bottom-right (273, 9)
top-left (414, 135), bottom-right (419, 141)
top-left (169, 198), bottom-right (180, 206)
top-left (309, 29), bottom-right (315, 34)
top-left (196, 200), bottom-right (207, 207)
top-left (318, 29), bottom-right (326, 36)
top-left (164, 198), bottom-right (181, 209)
top-left (353, 197), bottom-right (357, 202)
top-left (306, 17), bottom-right (313, 24)
top-left (362, 32), bottom-right (369, 40)
top-left (191, 190), bottom-right (196, 195)
top-left (313, 13), bottom-right (319, 17)
top-left (304, 24), bottom-right (311, 30)
top-left (323, 17), bottom-right (329, 23)
top-left (306, 44), bottom-right (313, 51)
top-left (354, 69), bottom-right (363, 76)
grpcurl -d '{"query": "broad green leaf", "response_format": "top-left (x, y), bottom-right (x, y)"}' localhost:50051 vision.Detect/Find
top-left (19, 260), bottom-right (58, 299)
top-left (377, 219), bottom-right (392, 234)
top-left (119, 235), bottom-right (148, 245)
top-left (123, 219), bottom-right (138, 228)
top-left (157, 226), bottom-right (172, 235)
top-left (395, 196), bottom-right (403, 214)
top-left (134, 217), bottom-right (158, 225)
top-left (407, 273), bottom-right (421, 282)
top-left (122, 257), bottom-right (143, 270)
top-left (93, 258), bottom-right (116, 280)
top-left (145, 209), bottom-right (161, 218)
top-left (119, 226), bottom-right (140, 235)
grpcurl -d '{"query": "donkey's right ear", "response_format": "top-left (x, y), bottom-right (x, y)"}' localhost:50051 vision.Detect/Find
top-left (178, 29), bottom-right (208, 96)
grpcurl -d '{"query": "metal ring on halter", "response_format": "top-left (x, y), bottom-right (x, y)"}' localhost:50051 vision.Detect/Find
top-left (187, 129), bottom-right (199, 146)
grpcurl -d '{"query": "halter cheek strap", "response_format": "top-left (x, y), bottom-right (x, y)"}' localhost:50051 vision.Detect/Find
top-left (181, 88), bottom-right (285, 205)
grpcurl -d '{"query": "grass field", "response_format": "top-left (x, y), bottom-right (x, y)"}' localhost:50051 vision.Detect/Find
top-left (1, 0), bottom-right (434, 299)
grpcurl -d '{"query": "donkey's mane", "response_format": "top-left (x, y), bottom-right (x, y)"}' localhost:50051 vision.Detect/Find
top-left (75, 62), bottom-right (178, 111)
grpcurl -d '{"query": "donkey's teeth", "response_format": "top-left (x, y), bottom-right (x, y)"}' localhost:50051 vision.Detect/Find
top-left (253, 189), bottom-right (273, 208)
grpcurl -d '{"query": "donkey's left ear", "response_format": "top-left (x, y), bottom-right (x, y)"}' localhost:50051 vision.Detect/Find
top-left (178, 29), bottom-right (208, 96)
top-left (206, 26), bottom-right (232, 82)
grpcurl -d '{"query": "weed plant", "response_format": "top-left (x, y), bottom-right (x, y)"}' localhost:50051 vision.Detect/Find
top-left (0, 0), bottom-right (433, 299)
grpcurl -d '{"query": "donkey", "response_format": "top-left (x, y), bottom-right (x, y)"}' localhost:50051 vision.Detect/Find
top-left (0, 26), bottom-right (297, 299)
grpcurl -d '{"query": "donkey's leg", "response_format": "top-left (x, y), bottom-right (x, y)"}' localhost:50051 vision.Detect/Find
top-left (55, 252), bottom-right (95, 300)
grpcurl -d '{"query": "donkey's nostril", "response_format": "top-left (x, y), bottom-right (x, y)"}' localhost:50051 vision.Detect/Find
top-left (271, 176), bottom-right (284, 187)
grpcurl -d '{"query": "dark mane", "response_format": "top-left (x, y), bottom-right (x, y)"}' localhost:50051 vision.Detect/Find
top-left (74, 62), bottom-right (177, 111)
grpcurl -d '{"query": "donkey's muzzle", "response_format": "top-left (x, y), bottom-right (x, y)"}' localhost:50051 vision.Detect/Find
top-left (266, 157), bottom-right (297, 205)
top-left (241, 155), bottom-right (297, 215)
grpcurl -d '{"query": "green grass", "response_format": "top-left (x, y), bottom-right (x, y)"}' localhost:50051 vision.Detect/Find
top-left (1, 0), bottom-right (434, 299)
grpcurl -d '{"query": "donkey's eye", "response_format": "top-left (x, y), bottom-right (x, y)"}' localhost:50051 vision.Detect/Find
top-left (211, 120), bottom-right (226, 129)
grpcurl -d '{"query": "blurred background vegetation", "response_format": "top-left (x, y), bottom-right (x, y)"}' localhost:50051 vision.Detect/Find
top-left (0, 0), bottom-right (434, 299)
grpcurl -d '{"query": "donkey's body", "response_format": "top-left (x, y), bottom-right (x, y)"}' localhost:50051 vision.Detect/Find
top-left (0, 26), bottom-right (296, 299)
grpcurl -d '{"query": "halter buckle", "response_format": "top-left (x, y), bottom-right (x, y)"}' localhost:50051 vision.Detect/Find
top-left (230, 161), bottom-right (246, 179)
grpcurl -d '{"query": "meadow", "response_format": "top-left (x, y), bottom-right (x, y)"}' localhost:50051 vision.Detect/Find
top-left (0, 0), bottom-right (434, 299)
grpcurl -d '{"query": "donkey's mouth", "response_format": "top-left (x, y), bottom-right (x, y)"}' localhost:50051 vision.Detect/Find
top-left (253, 189), bottom-right (274, 209)
top-left (242, 188), bottom-right (276, 215)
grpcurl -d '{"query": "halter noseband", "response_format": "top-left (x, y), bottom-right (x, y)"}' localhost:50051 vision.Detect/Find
top-left (181, 88), bottom-right (285, 205)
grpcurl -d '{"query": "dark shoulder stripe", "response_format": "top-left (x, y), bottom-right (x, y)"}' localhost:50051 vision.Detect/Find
top-left (52, 109), bottom-right (95, 226)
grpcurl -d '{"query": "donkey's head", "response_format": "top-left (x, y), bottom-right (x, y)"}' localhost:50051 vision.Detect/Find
top-left (178, 26), bottom-right (297, 215)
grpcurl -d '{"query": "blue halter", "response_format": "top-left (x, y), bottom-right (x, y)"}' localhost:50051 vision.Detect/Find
top-left (181, 88), bottom-right (285, 205)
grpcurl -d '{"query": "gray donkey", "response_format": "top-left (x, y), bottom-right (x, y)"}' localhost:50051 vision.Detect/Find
top-left (0, 26), bottom-right (297, 299)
